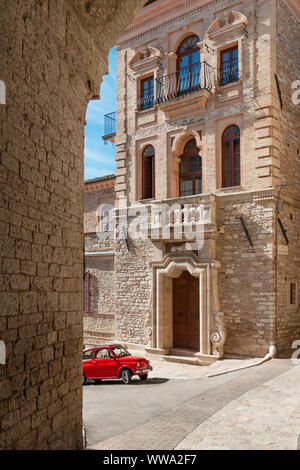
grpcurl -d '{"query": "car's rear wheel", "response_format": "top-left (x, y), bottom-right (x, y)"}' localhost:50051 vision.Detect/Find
top-left (139, 374), bottom-right (148, 381)
top-left (121, 369), bottom-right (132, 384)
top-left (82, 374), bottom-right (87, 385)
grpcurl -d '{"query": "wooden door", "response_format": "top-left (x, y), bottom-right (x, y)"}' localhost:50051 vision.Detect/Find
top-left (172, 271), bottom-right (199, 350)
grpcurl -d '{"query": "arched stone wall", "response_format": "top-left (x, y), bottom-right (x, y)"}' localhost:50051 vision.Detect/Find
top-left (0, 0), bottom-right (145, 450)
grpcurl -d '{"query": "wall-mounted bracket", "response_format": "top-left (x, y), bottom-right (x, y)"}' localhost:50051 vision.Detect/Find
top-left (240, 216), bottom-right (253, 248)
top-left (277, 218), bottom-right (289, 245)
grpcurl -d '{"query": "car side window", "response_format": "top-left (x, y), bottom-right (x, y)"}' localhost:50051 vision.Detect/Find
top-left (94, 348), bottom-right (112, 359)
top-left (83, 350), bottom-right (93, 361)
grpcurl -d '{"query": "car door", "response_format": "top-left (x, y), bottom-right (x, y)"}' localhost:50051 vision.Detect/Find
top-left (93, 348), bottom-right (119, 378)
top-left (82, 349), bottom-right (94, 379)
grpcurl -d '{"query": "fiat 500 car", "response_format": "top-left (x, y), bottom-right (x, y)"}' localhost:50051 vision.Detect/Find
top-left (82, 344), bottom-right (153, 384)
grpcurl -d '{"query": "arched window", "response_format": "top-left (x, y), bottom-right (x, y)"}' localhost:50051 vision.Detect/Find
top-left (222, 125), bottom-right (240, 188)
top-left (176, 35), bottom-right (200, 93)
top-left (142, 145), bottom-right (155, 199)
top-left (179, 139), bottom-right (202, 197)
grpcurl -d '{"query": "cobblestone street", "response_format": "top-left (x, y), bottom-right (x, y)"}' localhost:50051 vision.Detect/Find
top-left (83, 355), bottom-right (300, 450)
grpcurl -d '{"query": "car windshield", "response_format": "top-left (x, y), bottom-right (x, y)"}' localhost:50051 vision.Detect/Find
top-left (111, 345), bottom-right (131, 358)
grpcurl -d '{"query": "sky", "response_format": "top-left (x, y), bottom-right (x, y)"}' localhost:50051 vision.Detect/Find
top-left (84, 47), bottom-right (117, 181)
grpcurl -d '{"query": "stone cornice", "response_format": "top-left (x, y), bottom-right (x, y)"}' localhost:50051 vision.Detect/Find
top-left (84, 177), bottom-right (116, 192)
top-left (116, 0), bottom-right (219, 50)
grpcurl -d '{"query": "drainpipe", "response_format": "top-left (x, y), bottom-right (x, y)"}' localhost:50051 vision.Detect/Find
top-left (205, 346), bottom-right (277, 378)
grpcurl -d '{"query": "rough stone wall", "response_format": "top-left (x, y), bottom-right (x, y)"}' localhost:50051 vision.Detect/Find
top-left (83, 255), bottom-right (115, 346)
top-left (276, 204), bottom-right (300, 351)
top-left (115, 235), bottom-right (153, 345)
top-left (216, 192), bottom-right (275, 357)
top-left (275, 0), bottom-right (300, 351)
top-left (0, 0), bottom-right (145, 451)
top-left (84, 181), bottom-right (116, 345)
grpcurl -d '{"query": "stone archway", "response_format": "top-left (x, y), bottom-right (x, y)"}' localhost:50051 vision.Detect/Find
top-left (0, 0), bottom-right (145, 451)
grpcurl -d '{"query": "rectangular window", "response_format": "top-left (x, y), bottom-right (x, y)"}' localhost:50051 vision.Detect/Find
top-left (139, 76), bottom-right (154, 110)
top-left (219, 46), bottom-right (239, 86)
top-left (84, 272), bottom-right (90, 313)
top-left (290, 283), bottom-right (297, 305)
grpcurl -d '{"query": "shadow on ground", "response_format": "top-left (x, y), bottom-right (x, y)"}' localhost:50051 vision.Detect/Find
top-left (85, 377), bottom-right (169, 386)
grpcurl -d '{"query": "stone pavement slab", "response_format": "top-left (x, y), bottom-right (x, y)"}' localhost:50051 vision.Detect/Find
top-left (175, 364), bottom-right (300, 450)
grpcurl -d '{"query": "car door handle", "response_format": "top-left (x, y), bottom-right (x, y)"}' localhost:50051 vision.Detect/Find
top-left (92, 361), bottom-right (96, 364)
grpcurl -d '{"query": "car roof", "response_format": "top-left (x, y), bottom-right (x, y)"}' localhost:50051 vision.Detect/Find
top-left (83, 344), bottom-right (122, 351)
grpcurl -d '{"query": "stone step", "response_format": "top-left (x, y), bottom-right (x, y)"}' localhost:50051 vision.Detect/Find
top-left (162, 355), bottom-right (199, 366)
top-left (169, 348), bottom-right (198, 357)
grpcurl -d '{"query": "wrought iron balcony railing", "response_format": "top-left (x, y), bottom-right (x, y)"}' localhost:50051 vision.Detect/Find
top-left (137, 89), bottom-right (155, 111)
top-left (156, 62), bottom-right (213, 105)
top-left (103, 111), bottom-right (116, 139)
top-left (218, 62), bottom-right (239, 86)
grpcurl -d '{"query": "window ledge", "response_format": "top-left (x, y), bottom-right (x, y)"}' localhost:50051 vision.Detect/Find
top-left (215, 186), bottom-right (244, 193)
top-left (215, 80), bottom-right (242, 92)
top-left (135, 105), bottom-right (157, 114)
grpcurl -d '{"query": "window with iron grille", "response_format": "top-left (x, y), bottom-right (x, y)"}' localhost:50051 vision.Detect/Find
top-left (219, 46), bottom-right (239, 86)
top-left (139, 76), bottom-right (154, 110)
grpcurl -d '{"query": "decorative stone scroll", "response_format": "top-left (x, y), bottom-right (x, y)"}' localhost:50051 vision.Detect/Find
top-left (129, 46), bottom-right (163, 74)
top-left (144, 288), bottom-right (153, 346)
top-left (205, 11), bottom-right (248, 42)
top-left (210, 263), bottom-right (226, 358)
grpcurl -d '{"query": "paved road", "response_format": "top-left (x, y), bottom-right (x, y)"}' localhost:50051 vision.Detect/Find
top-left (83, 359), bottom-right (297, 450)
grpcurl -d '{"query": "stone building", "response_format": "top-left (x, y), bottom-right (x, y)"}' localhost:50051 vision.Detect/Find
top-left (84, 0), bottom-right (300, 363)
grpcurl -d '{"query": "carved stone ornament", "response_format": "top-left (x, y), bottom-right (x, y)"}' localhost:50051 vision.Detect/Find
top-left (210, 267), bottom-right (227, 358)
top-left (210, 311), bottom-right (226, 358)
top-left (129, 46), bottom-right (163, 74)
top-left (205, 11), bottom-right (249, 42)
top-left (144, 288), bottom-right (153, 346)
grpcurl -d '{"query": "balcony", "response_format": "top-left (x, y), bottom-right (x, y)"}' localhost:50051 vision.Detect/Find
top-left (155, 62), bottom-right (213, 120)
top-left (149, 194), bottom-right (216, 242)
top-left (102, 111), bottom-right (116, 142)
top-left (136, 62), bottom-right (213, 116)
top-left (156, 62), bottom-right (213, 103)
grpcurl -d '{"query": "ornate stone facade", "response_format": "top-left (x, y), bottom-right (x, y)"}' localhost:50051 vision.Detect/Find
top-left (84, 0), bottom-right (300, 363)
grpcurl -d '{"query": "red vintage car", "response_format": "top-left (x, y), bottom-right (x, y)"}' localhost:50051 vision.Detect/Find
top-left (82, 344), bottom-right (153, 385)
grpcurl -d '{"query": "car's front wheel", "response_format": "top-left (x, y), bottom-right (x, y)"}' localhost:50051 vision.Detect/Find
top-left (121, 369), bottom-right (132, 384)
top-left (139, 374), bottom-right (148, 381)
